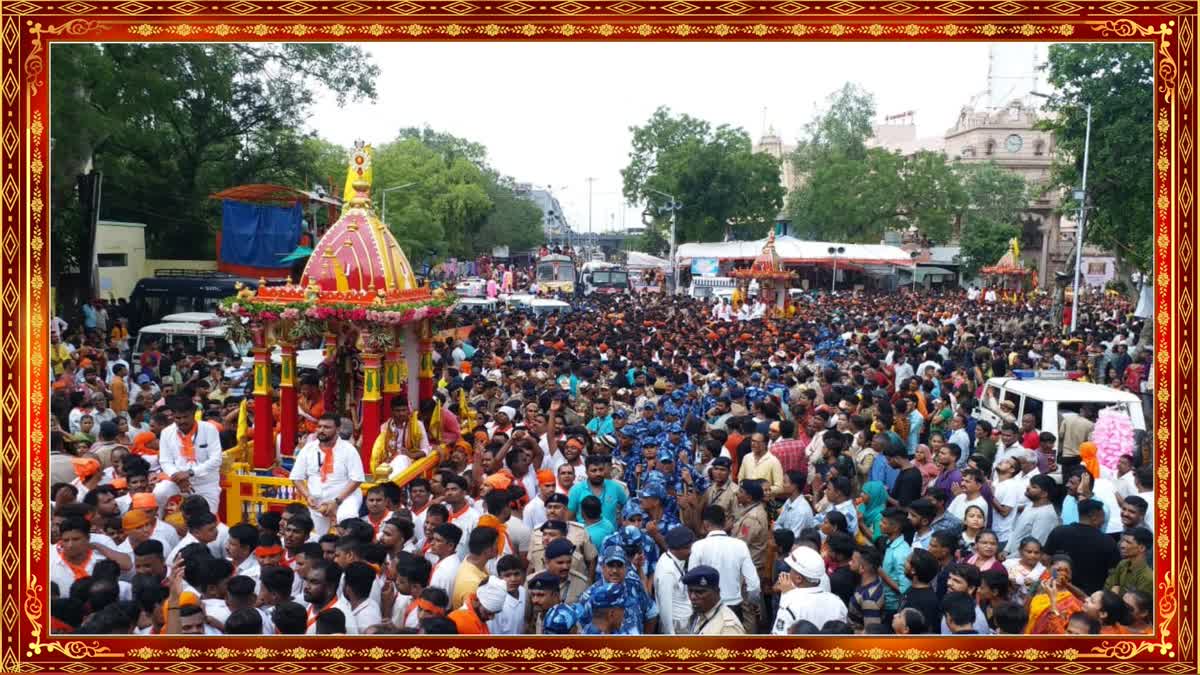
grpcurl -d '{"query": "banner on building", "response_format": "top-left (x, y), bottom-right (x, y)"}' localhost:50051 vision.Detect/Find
top-left (691, 258), bottom-right (720, 277)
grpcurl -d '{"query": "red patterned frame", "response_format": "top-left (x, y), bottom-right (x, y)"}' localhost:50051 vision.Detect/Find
top-left (0, 2), bottom-right (1193, 673)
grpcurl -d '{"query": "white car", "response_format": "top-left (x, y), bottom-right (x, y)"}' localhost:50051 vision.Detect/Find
top-left (975, 375), bottom-right (1147, 440)
top-left (269, 347), bottom-right (326, 373)
top-left (529, 298), bottom-right (571, 316)
top-left (454, 297), bottom-right (499, 312)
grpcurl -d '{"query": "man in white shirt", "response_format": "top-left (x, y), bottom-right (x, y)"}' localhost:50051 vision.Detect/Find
top-left (989, 458), bottom-right (1024, 547)
top-left (688, 505), bottom-right (760, 622)
top-left (427, 523), bottom-right (464, 595)
top-left (653, 526), bottom-right (695, 634)
top-left (226, 523), bottom-right (262, 591)
top-left (343, 561), bottom-right (383, 632)
top-left (773, 546), bottom-right (848, 634)
top-left (51, 517), bottom-right (104, 598)
top-left (289, 414), bottom-right (364, 537)
top-left (303, 559), bottom-right (359, 634)
top-left (947, 469), bottom-right (990, 522)
top-left (155, 397), bottom-right (224, 514)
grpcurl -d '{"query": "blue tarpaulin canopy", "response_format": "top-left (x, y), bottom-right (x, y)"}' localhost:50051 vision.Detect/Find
top-left (219, 200), bottom-right (303, 269)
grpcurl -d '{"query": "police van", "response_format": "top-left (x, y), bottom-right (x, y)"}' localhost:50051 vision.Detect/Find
top-left (975, 373), bottom-right (1147, 442)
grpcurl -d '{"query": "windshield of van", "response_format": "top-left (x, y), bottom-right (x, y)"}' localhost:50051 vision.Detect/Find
top-left (592, 271), bottom-right (628, 287)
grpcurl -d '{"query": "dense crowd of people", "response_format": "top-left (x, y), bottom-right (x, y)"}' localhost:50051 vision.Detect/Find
top-left (45, 284), bottom-right (1157, 637)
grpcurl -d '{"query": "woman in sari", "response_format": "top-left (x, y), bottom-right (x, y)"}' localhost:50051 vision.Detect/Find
top-left (855, 480), bottom-right (888, 545)
top-left (1025, 555), bottom-right (1087, 634)
top-left (912, 444), bottom-right (940, 488)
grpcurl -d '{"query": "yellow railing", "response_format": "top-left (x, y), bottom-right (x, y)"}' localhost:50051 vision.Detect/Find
top-left (223, 446), bottom-right (443, 526)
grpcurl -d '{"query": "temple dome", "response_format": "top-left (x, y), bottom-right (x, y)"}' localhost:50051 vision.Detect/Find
top-left (300, 179), bottom-right (420, 293)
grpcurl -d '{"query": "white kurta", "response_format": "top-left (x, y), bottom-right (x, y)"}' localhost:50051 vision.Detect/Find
top-left (289, 438), bottom-right (365, 537)
top-left (155, 421), bottom-right (224, 515)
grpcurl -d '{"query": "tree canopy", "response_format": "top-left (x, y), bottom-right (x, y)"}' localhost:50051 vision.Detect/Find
top-left (1038, 43), bottom-right (1154, 275)
top-left (787, 84), bottom-right (966, 245)
top-left (621, 106), bottom-right (784, 245)
top-left (956, 162), bottom-right (1031, 277)
top-left (51, 44), bottom-right (544, 283)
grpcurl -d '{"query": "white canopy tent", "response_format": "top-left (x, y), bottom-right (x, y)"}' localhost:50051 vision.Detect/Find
top-left (625, 251), bottom-right (670, 271)
top-left (675, 235), bottom-right (916, 267)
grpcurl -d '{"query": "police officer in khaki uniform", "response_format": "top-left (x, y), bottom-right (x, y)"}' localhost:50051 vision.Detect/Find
top-left (682, 565), bottom-right (745, 635)
top-left (527, 500), bottom-right (597, 581)
top-left (733, 479), bottom-right (771, 633)
top-left (702, 457), bottom-right (738, 518)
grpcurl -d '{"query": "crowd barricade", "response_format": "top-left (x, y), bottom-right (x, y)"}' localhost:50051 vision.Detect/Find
top-left (222, 448), bottom-right (443, 526)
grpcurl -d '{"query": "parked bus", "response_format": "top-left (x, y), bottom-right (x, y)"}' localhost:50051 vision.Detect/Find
top-left (579, 261), bottom-right (630, 297)
top-left (535, 254), bottom-right (576, 296)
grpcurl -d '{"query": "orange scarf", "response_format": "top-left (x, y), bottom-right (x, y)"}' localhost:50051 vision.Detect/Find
top-left (319, 443), bottom-right (336, 482)
top-left (177, 426), bottom-right (197, 463)
top-left (306, 597), bottom-right (339, 628)
top-left (448, 598), bottom-right (490, 635)
top-left (477, 514), bottom-right (508, 557)
top-left (57, 545), bottom-right (93, 581)
top-left (368, 511), bottom-right (393, 539)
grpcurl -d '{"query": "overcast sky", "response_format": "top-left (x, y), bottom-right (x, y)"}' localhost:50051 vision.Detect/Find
top-left (307, 41), bottom-right (1054, 236)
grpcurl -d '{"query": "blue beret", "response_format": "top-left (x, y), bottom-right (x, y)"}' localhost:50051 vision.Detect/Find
top-left (665, 526), bottom-right (695, 549)
top-left (667, 422), bottom-right (683, 434)
top-left (739, 479), bottom-right (765, 502)
top-left (589, 582), bottom-right (625, 610)
top-left (600, 544), bottom-right (627, 565)
top-left (528, 571), bottom-right (562, 591)
top-left (750, 372), bottom-right (762, 381)
top-left (543, 604), bottom-right (579, 633)
top-left (642, 402), bottom-right (657, 411)
top-left (613, 409), bottom-right (628, 419)
top-left (681, 564), bottom-right (720, 589)
top-left (546, 538), bottom-right (576, 561)
top-left (622, 501), bottom-right (647, 520)
top-left (671, 391), bottom-right (684, 400)
top-left (655, 448), bottom-right (675, 464)
top-left (639, 481), bottom-right (667, 501)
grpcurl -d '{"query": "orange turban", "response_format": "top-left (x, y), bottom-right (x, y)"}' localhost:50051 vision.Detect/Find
top-left (132, 432), bottom-right (158, 456)
top-left (460, 362), bottom-right (473, 375)
top-left (536, 469), bottom-right (556, 486)
top-left (131, 493), bottom-right (158, 510)
top-left (121, 509), bottom-right (151, 531)
top-left (70, 457), bottom-right (100, 481)
top-left (1079, 441), bottom-right (1100, 479)
top-left (109, 477), bottom-right (127, 490)
top-left (484, 473), bottom-right (513, 491)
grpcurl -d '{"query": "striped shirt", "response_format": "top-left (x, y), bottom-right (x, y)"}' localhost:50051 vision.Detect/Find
top-left (848, 579), bottom-right (886, 633)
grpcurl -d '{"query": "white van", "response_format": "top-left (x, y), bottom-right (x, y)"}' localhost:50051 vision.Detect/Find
top-left (269, 347), bottom-right (326, 374)
top-left (975, 375), bottom-right (1147, 441)
top-left (132, 322), bottom-right (243, 371)
top-left (160, 312), bottom-right (222, 325)
top-left (454, 297), bottom-right (499, 312)
top-left (688, 276), bottom-right (758, 300)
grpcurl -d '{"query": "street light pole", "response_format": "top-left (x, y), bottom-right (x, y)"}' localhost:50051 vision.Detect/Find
top-left (1069, 104), bottom-right (1092, 334)
top-left (1031, 91), bottom-right (1091, 334)
top-left (381, 182), bottom-right (417, 225)
top-left (828, 246), bottom-right (845, 293)
top-left (646, 188), bottom-right (680, 294)
top-left (911, 251), bottom-right (919, 292)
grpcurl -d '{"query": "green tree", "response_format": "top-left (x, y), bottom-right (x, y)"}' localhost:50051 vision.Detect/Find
top-left (621, 106), bottom-right (784, 242)
top-left (369, 130), bottom-right (544, 260)
top-left (787, 85), bottom-right (965, 244)
top-left (1039, 43), bottom-right (1154, 278)
top-left (956, 162), bottom-right (1030, 278)
top-left (50, 43), bottom-right (379, 275)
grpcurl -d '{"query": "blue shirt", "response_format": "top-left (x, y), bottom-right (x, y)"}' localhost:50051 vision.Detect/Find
top-left (881, 535), bottom-right (912, 611)
top-left (568, 480), bottom-right (629, 529)
top-left (868, 453), bottom-right (899, 492)
top-left (585, 519), bottom-right (616, 552)
top-left (575, 573), bottom-right (659, 635)
top-left (586, 415), bottom-right (615, 436)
